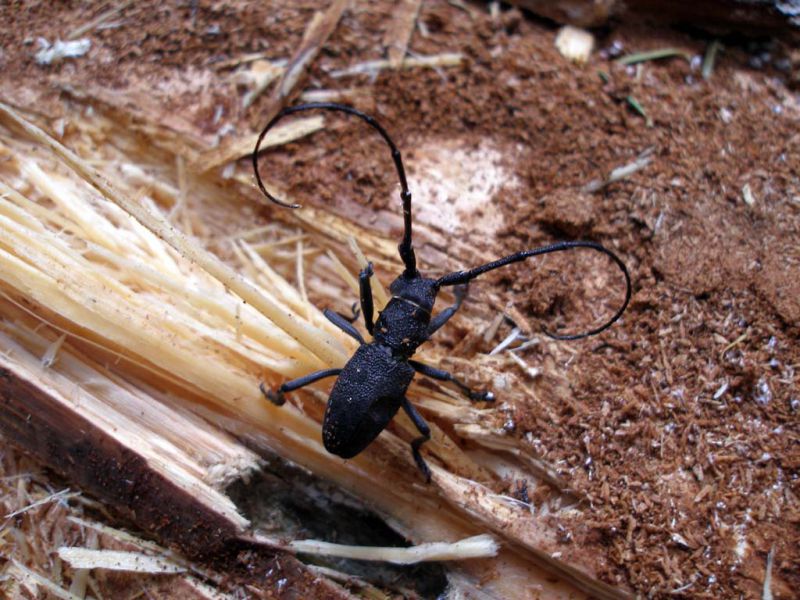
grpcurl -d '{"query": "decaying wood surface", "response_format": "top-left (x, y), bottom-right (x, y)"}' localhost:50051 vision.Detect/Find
top-left (0, 331), bottom-right (347, 598)
top-left (1, 2), bottom-right (795, 598)
top-left (0, 99), bottom-right (634, 599)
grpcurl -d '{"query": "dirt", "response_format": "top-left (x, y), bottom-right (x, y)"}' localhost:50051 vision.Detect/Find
top-left (1, 1), bottom-right (798, 599)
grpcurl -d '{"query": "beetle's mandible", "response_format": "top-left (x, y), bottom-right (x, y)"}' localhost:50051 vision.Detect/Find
top-left (253, 103), bottom-right (632, 481)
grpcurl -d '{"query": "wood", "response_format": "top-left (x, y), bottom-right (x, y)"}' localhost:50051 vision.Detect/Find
top-left (384, 0), bottom-right (423, 67)
top-left (0, 317), bottom-right (350, 598)
top-left (506, 0), bottom-right (800, 34)
top-left (199, 0), bottom-right (351, 171)
top-left (0, 97), bottom-right (634, 599)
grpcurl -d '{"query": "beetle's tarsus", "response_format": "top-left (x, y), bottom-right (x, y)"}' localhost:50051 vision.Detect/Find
top-left (402, 397), bottom-right (432, 482)
top-left (409, 360), bottom-right (492, 403)
top-left (260, 382), bottom-right (286, 406)
top-left (411, 437), bottom-right (432, 483)
top-left (262, 368), bottom-right (343, 407)
top-left (469, 390), bottom-right (495, 402)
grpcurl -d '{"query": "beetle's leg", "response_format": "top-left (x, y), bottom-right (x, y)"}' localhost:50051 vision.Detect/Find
top-left (409, 360), bottom-right (495, 402)
top-left (427, 283), bottom-right (468, 336)
top-left (401, 397), bottom-right (431, 482)
top-left (260, 368), bottom-right (342, 406)
top-left (323, 308), bottom-right (365, 344)
top-left (359, 262), bottom-right (375, 335)
top-left (342, 301), bottom-right (361, 323)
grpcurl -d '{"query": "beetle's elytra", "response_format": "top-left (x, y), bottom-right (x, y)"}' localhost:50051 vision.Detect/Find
top-left (254, 103), bottom-right (631, 481)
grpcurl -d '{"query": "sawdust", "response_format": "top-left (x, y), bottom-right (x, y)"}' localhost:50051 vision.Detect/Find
top-left (0, 1), bottom-right (798, 598)
top-left (409, 139), bottom-right (513, 235)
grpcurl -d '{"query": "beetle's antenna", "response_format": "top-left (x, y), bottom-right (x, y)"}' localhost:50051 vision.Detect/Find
top-left (253, 102), bottom-right (417, 276)
top-left (436, 241), bottom-right (632, 340)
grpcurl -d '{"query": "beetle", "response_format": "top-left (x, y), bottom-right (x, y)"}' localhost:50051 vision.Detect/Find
top-left (253, 103), bottom-right (631, 480)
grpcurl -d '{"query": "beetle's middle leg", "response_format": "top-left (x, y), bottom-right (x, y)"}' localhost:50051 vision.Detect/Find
top-left (260, 368), bottom-right (342, 406)
top-left (401, 397), bottom-right (431, 482)
top-left (427, 283), bottom-right (468, 336)
top-left (409, 360), bottom-right (495, 402)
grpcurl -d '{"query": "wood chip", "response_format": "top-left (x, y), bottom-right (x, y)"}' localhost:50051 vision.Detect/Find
top-left (197, 114), bottom-right (324, 172)
top-left (384, 0), bottom-right (423, 67)
top-left (58, 548), bottom-right (187, 573)
top-left (290, 534), bottom-right (499, 564)
top-left (271, 0), bottom-right (349, 106)
top-left (199, 0), bottom-right (349, 172)
top-left (7, 560), bottom-right (82, 600)
top-left (330, 52), bottom-right (463, 78)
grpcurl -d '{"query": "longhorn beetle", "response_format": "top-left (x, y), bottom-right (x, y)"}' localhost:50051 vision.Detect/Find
top-left (253, 103), bottom-right (632, 481)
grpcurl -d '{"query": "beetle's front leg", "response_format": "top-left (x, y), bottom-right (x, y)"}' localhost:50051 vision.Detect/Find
top-left (341, 301), bottom-right (361, 323)
top-left (260, 368), bottom-right (342, 406)
top-left (427, 283), bottom-right (468, 336)
top-left (359, 262), bottom-right (375, 335)
top-left (323, 308), bottom-right (365, 344)
top-left (409, 360), bottom-right (494, 402)
top-left (401, 397), bottom-right (431, 482)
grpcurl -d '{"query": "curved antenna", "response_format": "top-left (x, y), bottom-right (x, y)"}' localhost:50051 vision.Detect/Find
top-left (436, 241), bottom-right (632, 340)
top-left (253, 102), bottom-right (417, 276)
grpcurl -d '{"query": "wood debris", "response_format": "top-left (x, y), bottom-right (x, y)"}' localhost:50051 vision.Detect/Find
top-left (67, 1), bottom-right (132, 39)
top-left (384, 0), bottom-right (423, 67)
top-left (290, 534), bottom-right (499, 564)
top-left (272, 0), bottom-right (350, 106)
top-left (198, 0), bottom-right (349, 172)
top-left (57, 548), bottom-right (187, 573)
top-left (330, 52), bottom-right (463, 78)
top-left (0, 101), bottom-right (636, 600)
top-left (197, 114), bottom-right (324, 173)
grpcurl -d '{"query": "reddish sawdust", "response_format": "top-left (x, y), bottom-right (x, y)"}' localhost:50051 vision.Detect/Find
top-left (1, 1), bottom-right (798, 599)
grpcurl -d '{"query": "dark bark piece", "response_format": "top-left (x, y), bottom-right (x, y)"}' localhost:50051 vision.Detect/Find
top-left (0, 354), bottom-right (350, 599)
top-left (506, 0), bottom-right (800, 36)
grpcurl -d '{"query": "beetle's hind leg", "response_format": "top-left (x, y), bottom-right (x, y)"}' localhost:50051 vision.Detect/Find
top-left (409, 360), bottom-right (495, 402)
top-left (260, 368), bottom-right (342, 406)
top-left (401, 398), bottom-right (431, 482)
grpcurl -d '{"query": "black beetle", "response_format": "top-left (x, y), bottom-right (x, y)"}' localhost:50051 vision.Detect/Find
top-left (253, 103), bottom-right (631, 480)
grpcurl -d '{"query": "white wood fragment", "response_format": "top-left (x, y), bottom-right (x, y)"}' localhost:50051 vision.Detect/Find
top-left (763, 545), bottom-right (775, 600)
top-left (41, 333), bottom-right (67, 368)
top-left (489, 327), bottom-right (520, 356)
top-left (8, 560), bottom-right (83, 600)
top-left (5, 488), bottom-right (75, 519)
top-left (57, 548), bottom-right (187, 574)
top-left (289, 534), bottom-right (499, 564)
top-left (330, 53), bottom-right (463, 78)
top-left (35, 38), bottom-right (91, 65)
top-left (743, 183), bottom-right (756, 206)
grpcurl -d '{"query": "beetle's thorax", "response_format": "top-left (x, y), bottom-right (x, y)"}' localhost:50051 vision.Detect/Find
top-left (373, 274), bottom-right (439, 358)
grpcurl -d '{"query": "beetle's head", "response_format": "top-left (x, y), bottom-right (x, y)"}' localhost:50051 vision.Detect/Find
top-left (389, 275), bottom-right (439, 313)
